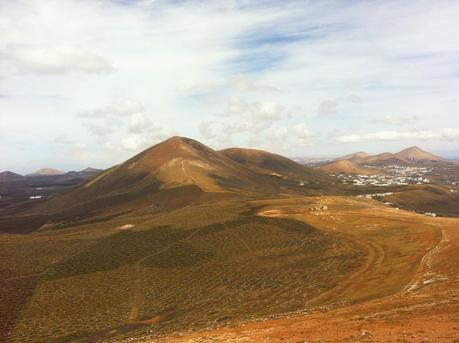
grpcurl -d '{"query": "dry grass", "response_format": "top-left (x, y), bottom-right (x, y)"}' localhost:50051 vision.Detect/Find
top-left (2, 195), bottom-right (457, 342)
top-left (2, 202), bottom-right (365, 342)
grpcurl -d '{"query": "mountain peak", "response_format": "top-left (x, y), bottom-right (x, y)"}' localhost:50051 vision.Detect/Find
top-left (395, 146), bottom-right (444, 162)
top-left (80, 167), bottom-right (101, 173)
top-left (0, 170), bottom-right (24, 181)
top-left (319, 159), bottom-right (383, 175)
top-left (401, 146), bottom-right (423, 152)
top-left (29, 168), bottom-right (64, 176)
top-left (336, 151), bottom-right (369, 161)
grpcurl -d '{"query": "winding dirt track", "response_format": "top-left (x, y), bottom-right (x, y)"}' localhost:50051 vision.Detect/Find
top-left (152, 197), bottom-right (459, 342)
top-left (402, 223), bottom-right (450, 295)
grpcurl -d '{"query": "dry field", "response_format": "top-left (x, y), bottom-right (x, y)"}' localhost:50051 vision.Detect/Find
top-left (155, 196), bottom-right (459, 342)
top-left (1, 195), bottom-right (458, 342)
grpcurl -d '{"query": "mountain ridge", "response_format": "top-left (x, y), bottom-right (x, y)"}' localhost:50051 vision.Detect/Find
top-left (335, 146), bottom-right (445, 166)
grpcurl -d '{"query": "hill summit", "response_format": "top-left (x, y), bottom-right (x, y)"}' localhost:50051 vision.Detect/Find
top-left (29, 168), bottom-right (64, 176)
top-left (0, 171), bottom-right (24, 182)
top-left (319, 159), bottom-right (384, 175)
top-left (394, 146), bottom-right (444, 162)
top-left (335, 146), bottom-right (445, 166)
top-left (33, 136), bottom-right (331, 221)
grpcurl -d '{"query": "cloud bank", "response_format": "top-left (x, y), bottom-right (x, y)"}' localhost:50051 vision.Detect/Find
top-left (1, 0), bottom-right (459, 172)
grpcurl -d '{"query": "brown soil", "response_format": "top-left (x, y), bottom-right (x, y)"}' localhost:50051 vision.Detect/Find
top-left (153, 197), bottom-right (459, 343)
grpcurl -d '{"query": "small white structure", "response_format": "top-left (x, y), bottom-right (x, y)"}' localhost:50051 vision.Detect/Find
top-left (424, 212), bottom-right (436, 217)
top-left (119, 224), bottom-right (135, 231)
top-left (29, 195), bottom-right (42, 200)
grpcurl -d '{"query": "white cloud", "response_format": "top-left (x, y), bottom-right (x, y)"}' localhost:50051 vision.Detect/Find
top-left (81, 100), bottom-right (176, 151)
top-left (2, 45), bottom-right (113, 75)
top-left (317, 100), bottom-right (337, 116)
top-left (293, 123), bottom-right (315, 141)
top-left (202, 98), bottom-right (288, 138)
top-left (371, 114), bottom-right (422, 126)
top-left (337, 128), bottom-right (459, 143)
top-left (78, 100), bottom-right (144, 119)
top-left (1, 0), bottom-right (459, 171)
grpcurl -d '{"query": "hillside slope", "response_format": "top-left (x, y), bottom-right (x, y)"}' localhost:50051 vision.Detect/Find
top-left (28, 168), bottom-right (64, 176)
top-left (395, 146), bottom-right (444, 162)
top-left (32, 137), bottom-right (268, 216)
top-left (220, 148), bottom-right (331, 182)
top-left (0, 171), bottom-right (24, 182)
top-left (336, 152), bottom-right (369, 162)
top-left (319, 160), bottom-right (384, 175)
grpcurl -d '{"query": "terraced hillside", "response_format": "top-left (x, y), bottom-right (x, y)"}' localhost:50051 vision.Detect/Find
top-left (0, 201), bottom-right (365, 342)
top-left (157, 196), bottom-right (459, 342)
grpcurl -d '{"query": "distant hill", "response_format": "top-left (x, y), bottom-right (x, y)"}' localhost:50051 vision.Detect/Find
top-left (80, 167), bottom-right (102, 173)
top-left (319, 160), bottom-right (384, 175)
top-left (31, 137), bottom-right (270, 217)
top-left (394, 146), bottom-right (444, 162)
top-left (29, 168), bottom-right (64, 176)
top-left (29, 137), bottom-right (334, 226)
top-left (65, 167), bottom-right (103, 177)
top-left (0, 171), bottom-right (24, 182)
top-left (336, 151), bottom-right (369, 162)
top-left (336, 146), bottom-right (446, 167)
top-left (362, 152), bottom-right (411, 166)
top-left (385, 184), bottom-right (459, 217)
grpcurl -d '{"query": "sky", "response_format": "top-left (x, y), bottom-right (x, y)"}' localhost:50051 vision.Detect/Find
top-left (1, 0), bottom-right (459, 174)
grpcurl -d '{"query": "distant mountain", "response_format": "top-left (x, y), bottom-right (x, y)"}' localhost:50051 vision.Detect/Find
top-left (394, 146), bottom-right (444, 162)
top-left (336, 152), bottom-right (369, 162)
top-left (336, 146), bottom-right (446, 167)
top-left (292, 157), bottom-right (333, 165)
top-left (319, 160), bottom-right (384, 175)
top-left (80, 167), bottom-right (102, 173)
top-left (0, 171), bottom-right (24, 182)
top-left (65, 167), bottom-right (103, 177)
top-left (32, 137), bottom-right (270, 216)
top-left (31, 137), bottom-right (333, 222)
top-left (29, 168), bottom-right (64, 176)
top-left (362, 152), bottom-right (410, 166)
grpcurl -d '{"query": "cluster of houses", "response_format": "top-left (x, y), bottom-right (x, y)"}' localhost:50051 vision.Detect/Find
top-left (334, 171), bottom-right (430, 187)
top-left (357, 192), bottom-right (393, 199)
top-left (378, 165), bottom-right (432, 176)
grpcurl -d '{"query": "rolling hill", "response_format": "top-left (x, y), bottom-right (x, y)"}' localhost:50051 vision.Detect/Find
top-left (336, 151), bottom-right (369, 162)
top-left (220, 147), bottom-right (331, 182)
top-left (27, 137), bottom-right (333, 229)
top-left (28, 168), bottom-right (64, 176)
top-left (385, 184), bottom-right (459, 217)
top-left (395, 146), bottom-right (444, 162)
top-left (319, 160), bottom-right (384, 175)
top-left (336, 146), bottom-right (446, 167)
top-left (0, 171), bottom-right (24, 182)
